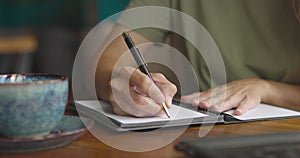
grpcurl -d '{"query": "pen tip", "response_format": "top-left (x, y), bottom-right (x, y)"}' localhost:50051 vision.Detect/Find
top-left (161, 102), bottom-right (171, 119)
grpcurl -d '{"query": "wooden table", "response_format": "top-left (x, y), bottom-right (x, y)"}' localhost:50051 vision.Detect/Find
top-left (1, 105), bottom-right (300, 158)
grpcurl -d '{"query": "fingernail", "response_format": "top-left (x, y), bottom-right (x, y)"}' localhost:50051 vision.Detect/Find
top-left (234, 109), bottom-right (242, 115)
top-left (166, 96), bottom-right (172, 107)
top-left (199, 102), bottom-right (209, 108)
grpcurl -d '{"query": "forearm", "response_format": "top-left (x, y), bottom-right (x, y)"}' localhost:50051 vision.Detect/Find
top-left (263, 80), bottom-right (300, 107)
top-left (95, 35), bottom-right (127, 101)
top-left (95, 25), bottom-right (151, 101)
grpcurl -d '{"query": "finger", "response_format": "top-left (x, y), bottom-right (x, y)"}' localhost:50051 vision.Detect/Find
top-left (151, 73), bottom-right (168, 83)
top-left (108, 93), bottom-right (130, 116)
top-left (155, 84), bottom-right (176, 108)
top-left (152, 73), bottom-right (177, 108)
top-left (196, 90), bottom-right (212, 103)
top-left (234, 96), bottom-right (259, 115)
top-left (111, 67), bottom-right (166, 117)
top-left (118, 66), bottom-right (136, 80)
top-left (128, 69), bottom-right (165, 104)
top-left (181, 92), bottom-right (201, 106)
top-left (113, 88), bottom-right (162, 117)
top-left (109, 85), bottom-right (137, 116)
top-left (199, 85), bottom-right (233, 109)
top-left (110, 77), bottom-right (129, 99)
top-left (110, 76), bottom-right (162, 117)
top-left (118, 67), bottom-right (155, 96)
top-left (211, 92), bottom-right (244, 112)
top-left (130, 86), bottom-right (163, 116)
top-left (199, 92), bottom-right (227, 110)
top-left (197, 86), bottom-right (227, 108)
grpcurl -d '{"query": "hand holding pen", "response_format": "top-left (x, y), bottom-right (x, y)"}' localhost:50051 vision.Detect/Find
top-left (107, 31), bottom-right (177, 118)
top-left (122, 32), bottom-right (172, 118)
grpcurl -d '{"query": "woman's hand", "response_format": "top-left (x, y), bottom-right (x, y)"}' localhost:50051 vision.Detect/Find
top-left (181, 78), bottom-right (269, 115)
top-left (109, 66), bottom-right (177, 117)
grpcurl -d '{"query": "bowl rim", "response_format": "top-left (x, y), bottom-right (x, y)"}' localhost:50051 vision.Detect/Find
top-left (0, 73), bottom-right (68, 86)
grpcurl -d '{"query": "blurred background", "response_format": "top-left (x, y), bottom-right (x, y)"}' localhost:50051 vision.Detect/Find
top-left (0, 0), bottom-right (129, 77)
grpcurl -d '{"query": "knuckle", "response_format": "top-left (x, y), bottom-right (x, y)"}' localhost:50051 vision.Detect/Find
top-left (109, 78), bottom-right (119, 88)
top-left (170, 84), bottom-right (178, 93)
top-left (141, 76), bottom-right (153, 87)
top-left (140, 74), bottom-right (150, 82)
top-left (121, 66), bottom-right (134, 76)
top-left (123, 66), bottom-right (133, 72)
top-left (109, 79), bottom-right (122, 92)
top-left (224, 97), bottom-right (232, 105)
top-left (240, 101), bottom-right (246, 106)
top-left (154, 73), bottom-right (166, 79)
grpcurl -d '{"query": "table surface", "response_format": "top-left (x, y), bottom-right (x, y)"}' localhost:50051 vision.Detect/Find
top-left (1, 104), bottom-right (300, 158)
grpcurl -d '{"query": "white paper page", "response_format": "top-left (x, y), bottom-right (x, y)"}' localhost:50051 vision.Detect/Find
top-left (224, 103), bottom-right (300, 121)
top-left (76, 100), bottom-right (208, 125)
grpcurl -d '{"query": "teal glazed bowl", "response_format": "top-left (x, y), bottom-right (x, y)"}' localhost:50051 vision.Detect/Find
top-left (0, 74), bottom-right (68, 138)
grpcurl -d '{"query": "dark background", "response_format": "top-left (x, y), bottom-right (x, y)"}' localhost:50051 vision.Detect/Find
top-left (0, 0), bottom-right (129, 77)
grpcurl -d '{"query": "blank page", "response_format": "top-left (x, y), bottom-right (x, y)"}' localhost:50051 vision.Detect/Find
top-left (76, 100), bottom-right (208, 126)
top-left (224, 104), bottom-right (300, 121)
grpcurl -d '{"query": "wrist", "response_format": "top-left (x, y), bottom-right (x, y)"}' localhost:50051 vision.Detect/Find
top-left (259, 79), bottom-right (273, 104)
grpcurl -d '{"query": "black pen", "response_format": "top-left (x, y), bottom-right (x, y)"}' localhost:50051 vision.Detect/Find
top-left (122, 32), bottom-right (171, 118)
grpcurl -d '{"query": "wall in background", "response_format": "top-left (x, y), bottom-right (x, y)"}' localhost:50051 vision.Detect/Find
top-left (0, 0), bottom-right (130, 77)
top-left (0, 0), bottom-right (83, 28)
top-left (98, 0), bottom-right (129, 21)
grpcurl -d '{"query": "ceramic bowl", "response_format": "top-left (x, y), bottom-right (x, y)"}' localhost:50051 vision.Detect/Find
top-left (0, 73), bottom-right (68, 138)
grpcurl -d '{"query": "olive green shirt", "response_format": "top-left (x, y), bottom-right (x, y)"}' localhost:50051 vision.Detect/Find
top-left (119, 0), bottom-right (300, 91)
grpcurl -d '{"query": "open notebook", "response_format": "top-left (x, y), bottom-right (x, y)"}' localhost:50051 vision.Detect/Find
top-left (75, 100), bottom-right (300, 131)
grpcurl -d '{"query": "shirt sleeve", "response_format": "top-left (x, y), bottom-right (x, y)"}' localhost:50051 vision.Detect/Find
top-left (116, 0), bottom-right (171, 43)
